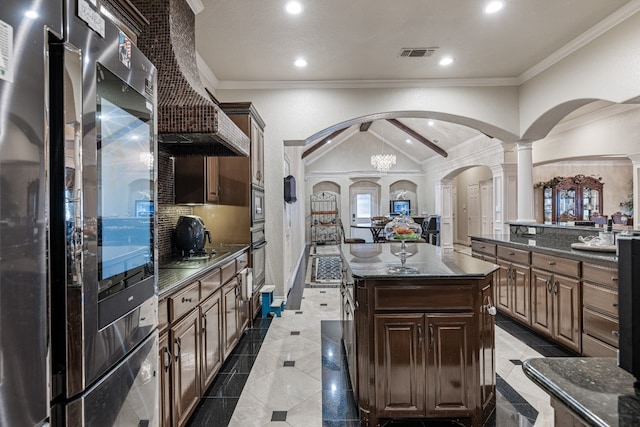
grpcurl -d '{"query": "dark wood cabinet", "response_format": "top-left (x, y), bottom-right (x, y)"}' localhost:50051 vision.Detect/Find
top-left (159, 332), bottom-right (172, 427)
top-left (374, 314), bottom-right (425, 419)
top-left (222, 278), bottom-right (240, 358)
top-left (174, 157), bottom-right (220, 204)
top-left (172, 309), bottom-right (200, 427)
top-left (582, 263), bottom-right (618, 356)
top-left (496, 245), bottom-right (531, 325)
top-left (539, 174), bottom-right (604, 223)
top-left (200, 291), bottom-right (222, 391)
top-left (344, 275), bottom-right (496, 427)
top-left (158, 248), bottom-right (249, 426)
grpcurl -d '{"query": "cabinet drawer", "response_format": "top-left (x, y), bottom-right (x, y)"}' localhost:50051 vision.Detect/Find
top-left (201, 268), bottom-right (222, 300)
top-left (374, 284), bottom-right (474, 311)
top-left (236, 252), bottom-right (249, 271)
top-left (582, 333), bottom-right (617, 357)
top-left (583, 308), bottom-right (618, 347)
top-left (583, 283), bottom-right (618, 318)
top-left (531, 253), bottom-right (580, 278)
top-left (471, 241), bottom-right (496, 257)
top-left (220, 259), bottom-right (237, 284)
top-left (582, 263), bottom-right (618, 289)
top-left (497, 246), bottom-right (530, 265)
top-left (169, 281), bottom-right (200, 322)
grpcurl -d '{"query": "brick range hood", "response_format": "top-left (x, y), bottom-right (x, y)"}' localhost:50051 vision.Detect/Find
top-left (131, 0), bottom-right (249, 157)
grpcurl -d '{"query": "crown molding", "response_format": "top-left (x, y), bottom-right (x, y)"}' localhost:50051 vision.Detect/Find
top-left (215, 77), bottom-right (519, 91)
top-left (519, 0), bottom-right (640, 83)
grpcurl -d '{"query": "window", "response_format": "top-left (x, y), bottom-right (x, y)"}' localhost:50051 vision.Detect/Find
top-left (356, 194), bottom-right (372, 219)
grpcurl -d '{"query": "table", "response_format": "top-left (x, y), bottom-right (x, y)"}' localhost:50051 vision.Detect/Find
top-left (351, 222), bottom-right (386, 242)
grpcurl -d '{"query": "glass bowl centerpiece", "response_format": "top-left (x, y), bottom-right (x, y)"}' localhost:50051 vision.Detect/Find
top-left (384, 214), bottom-right (421, 242)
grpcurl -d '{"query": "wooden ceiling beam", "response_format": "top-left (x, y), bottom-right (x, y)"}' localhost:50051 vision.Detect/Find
top-left (386, 118), bottom-right (448, 158)
top-left (359, 121), bottom-right (372, 132)
top-left (302, 127), bottom-right (348, 159)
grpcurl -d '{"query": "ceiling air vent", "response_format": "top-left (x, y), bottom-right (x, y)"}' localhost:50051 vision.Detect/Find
top-left (399, 47), bottom-right (438, 58)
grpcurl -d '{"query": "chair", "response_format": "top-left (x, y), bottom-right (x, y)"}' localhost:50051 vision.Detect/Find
top-left (611, 212), bottom-right (630, 225)
top-left (589, 214), bottom-right (607, 226)
top-left (338, 219), bottom-right (366, 243)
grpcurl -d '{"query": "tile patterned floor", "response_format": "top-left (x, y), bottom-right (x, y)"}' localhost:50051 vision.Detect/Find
top-left (187, 245), bottom-right (576, 426)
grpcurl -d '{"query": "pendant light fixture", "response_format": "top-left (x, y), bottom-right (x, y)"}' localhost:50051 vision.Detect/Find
top-left (370, 121), bottom-right (396, 172)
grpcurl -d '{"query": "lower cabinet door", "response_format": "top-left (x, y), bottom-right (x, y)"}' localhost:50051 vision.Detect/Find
top-left (511, 263), bottom-right (531, 325)
top-left (426, 313), bottom-right (474, 417)
top-left (496, 262), bottom-right (511, 313)
top-left (374, 314), bottom-right (426, 418)
top-left (553, 274), bottom-right (581, 353)
top-left (201, 291), bottom-right (222, 391)
top-left (531, 268), bottom-right (554, 337)
top-left (172, 310), bottom-right (201, 427)
top-left (223, 279), bottom-right (239, 358)
top-left (159, 332), bottom-right (172, 427)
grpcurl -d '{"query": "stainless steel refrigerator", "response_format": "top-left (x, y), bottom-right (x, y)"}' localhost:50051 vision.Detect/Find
top-left (1, 1), bottom-right (159, 425)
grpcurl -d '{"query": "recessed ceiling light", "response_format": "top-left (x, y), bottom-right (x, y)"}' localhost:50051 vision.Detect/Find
top-left (294, 58), bottom-right (307, 67)
top-left (439, 57), bottom-right (454, 66)
top-left (327, 139), bottom-right (332, 143)
top-left (406, 139), bottom-right (412, 144)
top-left (484, 1), bottom-right (504, 14)
top-left (428, 120), bottom-right (434, 127)
top-left (25, 10), bottom-right (38, 19)
top-left (285, 1), bottom-right (303, 15)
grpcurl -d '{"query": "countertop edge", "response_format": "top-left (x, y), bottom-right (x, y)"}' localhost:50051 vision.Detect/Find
top-left (158, 244), bottom-right (249, 297)
top-left (522, 358), bottom-right (609, 427)
top-left (470, 235), bottom-right (618, 267)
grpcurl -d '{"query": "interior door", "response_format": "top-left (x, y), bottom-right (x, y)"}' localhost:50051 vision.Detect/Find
top-left (467, 184), bottom-right (480, 244)
top-left (480, 180), bottom-right (493, 235)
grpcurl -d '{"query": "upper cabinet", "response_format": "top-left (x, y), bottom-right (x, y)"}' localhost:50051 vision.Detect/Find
top-left (220, 103), bottom-right (266, 188)
top-left (540, 175), bottom-right (604, 223)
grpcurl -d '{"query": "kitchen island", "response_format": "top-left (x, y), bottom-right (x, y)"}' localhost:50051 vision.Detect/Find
top-left (340, 242), bottom-right (499, 427)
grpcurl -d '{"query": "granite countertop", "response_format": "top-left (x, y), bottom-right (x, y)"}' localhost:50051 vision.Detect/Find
top-left (341, 242), bottom-right (498, 279)
top-left (157, 244), bottom-right (249, 296)
top-left (523, 357), bottom-right (640, 426)
top-left (470, 232), bottom-right (618, 266)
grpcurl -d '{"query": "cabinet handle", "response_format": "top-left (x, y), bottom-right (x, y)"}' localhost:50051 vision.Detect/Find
top-left (418, 325), bottom-right (423, 347)
top-left (613, 303), bottom-right (619, 308)
top-left (612, 276), bottom-right (618, 282)
top-left (182, 297), bottom-right (192, 303)
top-left (163, 347), bottom-right (172, 372)
top-left (429, 324), bottom-right (434, 348)
top-left (202, 313), bottom-right (207, 330)
top-left (354, 301), bottom-right (359, 310)
top-left (612, 330), bottom-right (620, 337)
top-left (480, 245), bottom-right (486, 249)
top-left (174, 338), bottom-right (181, 361)
top-left (548, 261), bottom-right (556, 266)
top-left (546, 279), bottom-right (552, 293)
top-left (509, 252), bottom-right (515, 256)
top-left (553, 281), bottom-right (559, 294)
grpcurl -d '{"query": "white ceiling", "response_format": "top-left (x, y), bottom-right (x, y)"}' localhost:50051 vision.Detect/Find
top-left (194, 0), bottom-right (636, 163)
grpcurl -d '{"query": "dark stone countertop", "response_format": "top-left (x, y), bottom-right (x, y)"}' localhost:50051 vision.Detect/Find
top-left (469, 233), bottom-right (618, 267)
top-left (523, 357), bottom-right (640, 426)
top-left (341, 242), bottom-right (498, 279)
top-left (157, 244), bottom-right (249, 296)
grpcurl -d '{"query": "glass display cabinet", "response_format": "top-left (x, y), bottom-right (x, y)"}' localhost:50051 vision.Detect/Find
top-left (540, 175), bottom-right (603, 223)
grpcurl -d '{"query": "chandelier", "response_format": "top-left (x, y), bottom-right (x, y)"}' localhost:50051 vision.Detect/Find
top-left (371, 153), bottom-right (396, 172)
top-left (371, 123), bottom-right (396, 172)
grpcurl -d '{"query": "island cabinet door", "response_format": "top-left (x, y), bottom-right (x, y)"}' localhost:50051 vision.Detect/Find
top-left (531, 268), bottom-right (554, 337)
top-left (374, 314), bottom-right (426, 418)
top-left (425, 314), bottom-right (475, 417)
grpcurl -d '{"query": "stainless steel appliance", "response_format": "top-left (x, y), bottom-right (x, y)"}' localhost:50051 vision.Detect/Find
top-left (252, 184), bottom-right (265, 224)
top-left (0, 2), bottom-right (62, 425)
top-left (618, 236), bottom-right (640, 387)
top-left (48, 2), bottom-right (159, 425)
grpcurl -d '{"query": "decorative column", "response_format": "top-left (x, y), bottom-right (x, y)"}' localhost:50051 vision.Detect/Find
top-left (516, 141), bottom-right (536, 223)
top-left (490, 164), bottom-right (518, 234)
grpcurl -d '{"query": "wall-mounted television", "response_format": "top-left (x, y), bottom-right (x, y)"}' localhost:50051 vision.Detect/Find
top-left (390, 200), bottom-right (410, 215)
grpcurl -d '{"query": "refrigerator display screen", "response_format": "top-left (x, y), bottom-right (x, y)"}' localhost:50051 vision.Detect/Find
top-left (96, 63), bottom-right (154, 298)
